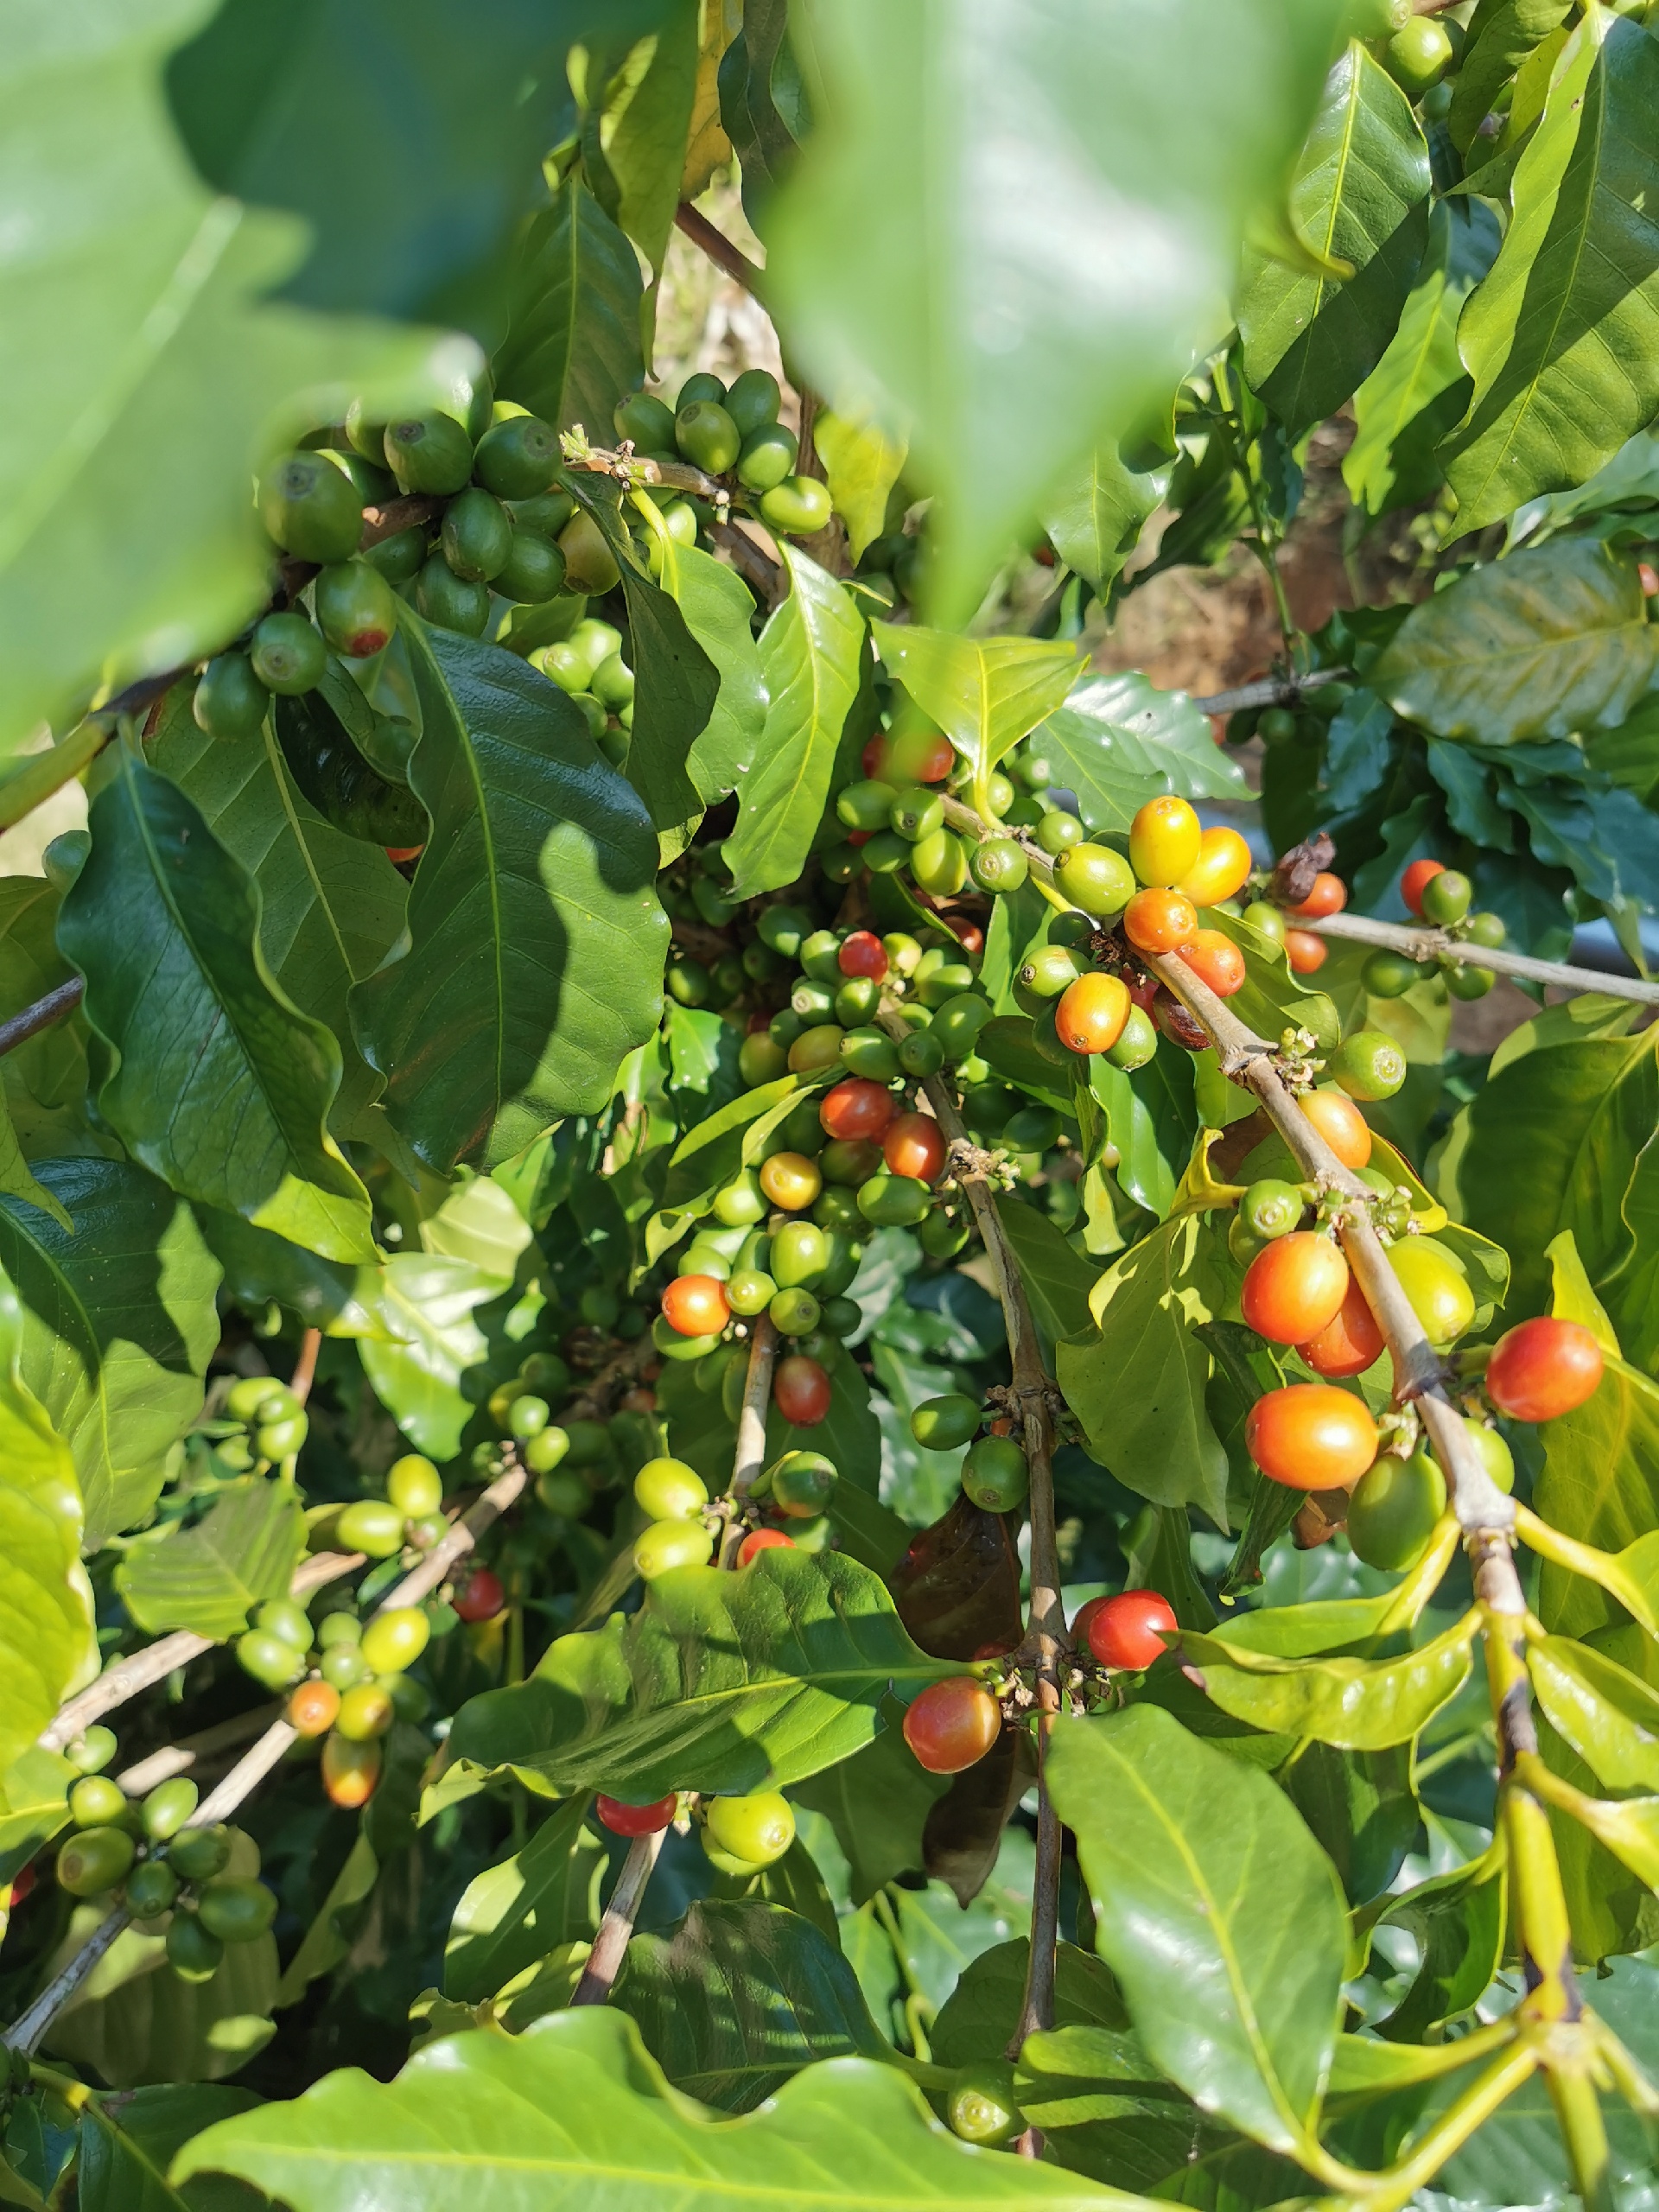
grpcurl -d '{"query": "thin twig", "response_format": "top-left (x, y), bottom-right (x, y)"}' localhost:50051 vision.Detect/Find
top-left (709, 520), bottom-right (787, 611)
top-left (674, 202), bottom-right (765, 296)
top-left (567, 446), bottom-right (727, 501)
top-left (1189, 669), bottom-right (1351, 715)
top-left (3, 1908), bottom-right (131, 2054)
top-left (289, 1328), bottom-right (322, 1408)
top-left (1307, 909), bottom-right (1659, 1007)
top-left (367, 1455), bottom-right (524, 1618)
top-left (0, 977), bottom-right (83, 1059)
top-left (719, 1314), bottom-right (779, 1567)
top-left (116, 1705), bottom-right (277, 1797)
top-left (569, 1828), bottom-right (666, 2005)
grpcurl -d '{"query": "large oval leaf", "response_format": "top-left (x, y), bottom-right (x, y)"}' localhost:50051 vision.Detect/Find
top-left (175, 2005), bottom-right (1134, 2209)
top-left (442, 1549), bottom-right (945, 1801)
top-left (114, 1479), bottom-right (305, 1641)
top-left (351, 614), bottom-right (667, 1172)
top-left (1179, 1613), bottom-right (1476, 1751)
top-left (0, 1158), bottom-right (219, 1546)
top-left (1047, 1705), bottom-right (1346, 2158)
top-left (493, 178), bottom-right (644, 431)
top-left (59, 753), bottom-right (376, 1262)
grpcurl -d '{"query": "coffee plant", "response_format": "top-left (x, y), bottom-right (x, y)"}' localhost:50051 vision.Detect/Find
top-left (3, 0), bottom-right (1659, 2205)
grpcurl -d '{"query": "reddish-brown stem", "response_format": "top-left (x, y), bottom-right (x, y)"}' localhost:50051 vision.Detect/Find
top-left (673, 202), bottom-right (765, 295)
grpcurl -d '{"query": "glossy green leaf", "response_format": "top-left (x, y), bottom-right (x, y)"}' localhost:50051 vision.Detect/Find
top-left (569, 479), bottom-right (720, 860)
top-left (994, 1195), bottom-right (1096, 1361)
top-left (1344, 200), bottom-right (1501, 518)
top-left (442, 1549), bottom-right (945, 1800)
top-left (444, 1794), bottom-right (603, 2002)
top-left (1058, 1217), bottom-right (1230, 1529)
top-left (77, 2084), bottom-right (258, 2212)
top-left (46, 1895), bottom-right (276, 2088)
top-left (0, 1280), bottom-right (93, 1775)
top-left (872, 624), bottom-right (1080, 785)
top-left (148, 688), bottom-right (408, 1137)
top-left (1444, 11), bottom-right (1659, 530)
top-left (0, 1748), bottom-right (74, 1887)
top-left (1048, 1705), bottom-right (1346, 2157)
top-left (1362, 1850), bottom-right (1506, 2040)
top-left (1370, 542), bottom-right (1659, 747)
top-left (59, 753), bottom-right (375, 1262)
top-left (724, 550), bottom-right (863, 898)
top-left (613, 1900), bottom-right (892, 2112)
top-left (791, 1711), bottom-right (948, 1905)
top-left (767, 0), bottom-right (1342, 619)
top-left (199, 1209), bottom-right (385, 1341)
top-left (177, 2005), bottom-right (1133, 2208)
top-left (1535, 1357), bottom-right (1659, 1640)
top-left (1550, 1783), bottom-right (1659, 1897)
top-left (352, 615), bottom-right (667, 1173)
top-left (357, 1252), bottom-right (503, 1460)
top-left (594, 6), bottom-right (702, 271)
top-left (114, 1479), bottom-right (305, 1641)
top-left (0, 877), bottom-right (90, 1166)
top-left (1179, 1612), bottom-right (1475, 1751)
top-left (1529, 1634), bottom-right (1659, 1795)
top-left (1042, 444), bottom-right (1173, 598)
top-left (494, 178), bottom-right (644, 433)
top-left (0, 1158), bottom-right (219, 1546)
top-left (1448, 0), bottom-right (1573, 149)
top-left (1037, 673), bottom-right (1248, 828)
top-left (652, 531), bottom-right (767, 811)
top-left (817, 410), bottom-right (909, 563)
top-left (1238, 45), bottom-right (1431, 437)
top-left (0, 0), bottom-right (454, 761)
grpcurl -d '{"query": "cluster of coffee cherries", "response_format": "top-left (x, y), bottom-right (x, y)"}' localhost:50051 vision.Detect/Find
top-left (626, 1450), bottom-right (839, 1578)
top-left (530, 613), bottom-right (634, 758)
top-left (590, 1780), bottom-right (798, 1881)
top-left (1363, 860), bottom-right (1509, 1003)
top-left (613, 368), bottom-right (830, 544)
top-left (909, 1392), bottom-right (1030, 1514)
top-left (218, 1374), bottom-right (311, 1471)
top-left (53, 1738), bottom-right (275, 1983)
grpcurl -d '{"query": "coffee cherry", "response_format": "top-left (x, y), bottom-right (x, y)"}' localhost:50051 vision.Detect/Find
top-left (250, 613), bottom-right (326, 696)
top-left (127, 1859), bottom-right (181, 1918)
top-left (760, 477), bottom-right (834, 536)
top-left (334, 1682), bottom-right (396, 1743)
top-left (237, 1630), bottom-right (306, 1690)
top-left (442, 486), bottom-right (513, 582)
top-left (315, 559), bottom-right (399, 658)
top-left (56, 1826), bottom-right (135, 1897)
top-left (1124, 888), bottom-right (1198, 955)
top-left (66, 1726), bottom-right (118, 1776)
top-left (167, 1912), bottom-right (225, 1983)
top-left (772, 1220), bottom-right (830, 1287)
top-left (1401, 858), bottom-right (1446, 917)
top-left (903, 1678), bottom-right (1001, 1773)
top-left (1128, 797), bottom-right (1201, 887)
top-left (1331, 1031), bottom-right (1407, 1101)
top-left (198, 1877), bottom-right (277, 1944)
top-left (69, 1773), bottom-right (127, 1828)
top-left (321, 1734), bottom-right (382, 1808)
top-left (1056, 973), bottom-right (1129, 1056)
top-left (139, 1777), bottom-right (199, 1843)
top-left (194, 652), bottom-right (270, 740)
top-left (911, 1395), bottom-right (980, 1451)
top-left (259, 451), bottom-right (364, 563)
top-left (770, 1287), bottom-right (821, 1336)
top-left (361, 1606), bottom-right (430, 1675)
top-left (706, 1791), bottom-right (795, 1867)
top-left (1421, 868), bottom-right (1472, 926)
top-left (1347, 1451), bottom-right (1446, 1571)
top-left (662, 1274), bottom-right (731, 1338)
top-left (474, 413), bottom-right (559, 499)
top-left (1382, 14), bottom-right (1453, 92)
top-left (962, 1434), bottom-right (1028, 1511)
top-left (1178, 930), bottom-right (1246, 997)
top-left (857, 1173), bottom-right (931, 1227)
top-left (1243, 899), bottom-right (1287, 944)
top-left (1299, 1279), bottom-right (1384, 1377)
top-left (948, 2063), bottom-right (1023, 2147)
top-left (1036, 810), bottom-right (1083, 855)
top-left (1288, 872), bottom-right (1346, 920)
top-left (1246, 1384), bottom-right (1378, 1491)
top-left (736, 423), bottom-right (798, 492)
top-left (596, 1793), bottom-right (677, 1836)
top-left (1054, 842), bottom-right (1135, 916)
top-left (416, 555), bottom-right (490, 635)
top-left (676, 399), bottom-right (741, 474)
top-left (452, 1565), bottom-right (505, 1623)
top-left (336, 1499), bottom-right (408, 1559)
top-left (635, 1457), bottom-right (709, 1522)
top-left (1363, 950), bottom-right (1419, 998)
top-left (255, 1599), bottom-right (315, 1654)
top-left (320, 1644), bottom-right (372, 1691)
top-left (288, 1680), bottom-right (342, 1738)
top-left (738, 1528), bottom-right (797, 1566)
top-left (1446, 963), bottom-right (1496, 1001)
top-left (773, 1356), bottom-right (832, 1427)
top-left (1105, 1005), bottom-right (1158, 1070)
top-left (383, 412), bottom-right (474, 495)
top-left (1086, 1589), bottom-right (1178, 1670)
top-left (496, 531), bottom-right (568, 601)
top-left (820, 1077), bottom-right (897, 1142)
top-left (760, 1153), bottom-right (823, 1211)
top-left (1241, 1233), bottom-right (1351, 1345)
top-left (387, 1455), bottom-right (443, 1516)
top-left (768, 1450), bottom-right (837, 1516)
top-left (1284, 928), bottom-right (1328, 974)
top-left (1466, 912), bottom-right (1506, 949)
top-left (635, 1518), bottom-right (716, 1578)
top-left (970, 837), bottom-right (1028, 893)
top-left (165, 1823), bottom-right (232, 1884)
top-left (1300, 1089), bottom-right (1371, 1169)
top-left (882, 1113), bottom-right (947, 1184)
top-left (1387, 1237), bottom-right (1475, 1347)
top-left (1178, 826), bottom-right (1254, 908)
top-left (1486, 1317), bottom-right (1605, 1421)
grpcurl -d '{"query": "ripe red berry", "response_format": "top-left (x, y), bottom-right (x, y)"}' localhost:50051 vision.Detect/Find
top-left (1641, 562), bottom-right (1659, 598)
top-left (1299, 1278), bottom-right (1384, 1377)
top-left (595, 1792), bottom-right (677, 1836)
top-left (773, 1355), bottom-right (832, 1426)
top-left (903, 1676), bottom-right (1001, 1773)
top-left (1284, 927), bottom-right (1328, 974)
top-left (1289, 871), bottom-right (1347, 919)
top-left (1086, 1589), bottom-right (1178, 1670)
top-left (453, 1565), bottom-right (505, 1622)
top-left (838, 931), bottom-right (888, 980)
top-left (737, 1527), bottom-right (797, 1566)
top-left (820, 1077), bottom-right (897, 1142)
top-left (1246, 1384), bottom-right (1377, 1491)
top-left (661, 1274), bottom-right (731, 1338)
top-left (1485, 1318), bottom-right (1605, 1422)
top-left (1401, 859), bottom-right (1446, 918)
top-left (385, 845), bottom-right (424, 864)
top-left (861, 733), bottom-right (887, 776)
top-left (882, 1111), bottom-right (947, 1184)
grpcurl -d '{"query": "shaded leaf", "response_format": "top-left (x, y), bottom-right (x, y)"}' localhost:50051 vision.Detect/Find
top-left (791, 1711), bottom-right (948, 1905)
top-left (887, 1493), bottom-right (1025, 1662)
top-left (994, 1197), bottom-right (1096, 1362)
top-left (444, 1795), bottom-right (604, 2002)
top-left (494, 178), bottom-right (644, 433)
top-left (652, 533), bottom-right (767, 810)
top-left (77, 2084), bottom-right (260, 2212)
top-left (352, 615), bottom-right (667, 1173)
top-left (60, 753), bottom-right (375, 1262)
top-left (1238, 45), bottom-right (1431, 437)
top-left (724, 550), bottom-right (863, 899)
top-left (1048, 1705), bottom-right (1345, 2157)
top-left (817, 410), bottom-right (909, 563)
top-left (1043, 444), bottom-right (1173, 599)
top-left (443, 1549), bottom-right (944, 1800)
top-left (1444, 12), bottom-right (1659, 530)
top-left (115, 1481), bottom-right (305, 1641)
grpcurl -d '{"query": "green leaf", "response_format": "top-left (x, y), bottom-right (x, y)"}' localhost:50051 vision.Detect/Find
top-left (994, 1197), bottom-right (1096, 1361)
top-left (724, 549), bottom-right (863, 898)
top-left (199, 1209), bottom-right (384, 1340)
top-left (569, 479), bottom-right (721, 860)
top-left (872, 625), bottom-right (1080, 786)
top-left (352, 615), bottom-right (668, 1173)
top-left (652, 534), bottom-right (767, 810)
top-left (1057, 1217), bottom-right (1230, 1529)
top-left (494, 178), bottom-right (645, 433)
top-left (816, 410), bottom-right (909, 563)
top-left (1444, 12), bottom-right (1659, 530)
top-left (717, 0), bottom-right (809, 225)
top-left (0, 1280), bottom-right (93, 1774)
top-left (442, 1549), bottom-right (945, 1800)
top-left (176, 2005), bottom-right (1134, 2208)
top-left (1344, 200), bottom-right (1501, 518)
top-left (1037, 674), bottom-right (1248, 828)
top-left (1179, 1613), bottom-right (1476, 1751)
top-left (659, 1073), bottom-right (817, 1218)
top-left (614, 1899), bottom-right (892, 2112)
top-left (1529, 1634), bottom-right (1659, 1794)
top-left (791, 1711), bottom-right (949, 1905)
top-left (148, 687), bottom-right (408, 1137)
top-left (1448, 0), bottom-right (1574, 149)
top-left (78, 2084), bottom-right (261, 2212)
top-left (1047, 1705), bottom-right (1346, 2158)
top-left (1042, 443), bottom-right (1173, 599)
top-left (1237, 44), bottom-right (1432, 438)
top-left (595, 8), bottom-right (702, 271)
top-left (0, 1159), bottom-right (219, 1546)
top-left (1370, 542), bottom-right (1659, 747)
top-left (1362, 1851), bottom-right (1506, 2040)
top-left (0, 1748), bottom-right (74, 1887)
top-left (0, 0), bottom-right (454, 761)
top-left (59, 753), bottom-right (375, 1262)
top-left (1535, 1356), bottom-right (1659, 1640)
top-left (114, 1480), bottom-right (306, 1641)
top-left (444, 1795), bottom-right (604, 2002)
top-left (0, 877), bottom-right (90, 1164)
top-left (419, 1175), bottom-right (534, 1282)
top-left (274, 1830), bottom-right (379, 2010)
top-left (357, 1253), bottom-right (503, 1460)
top-left (766, 0), bottom-right (1342, 619)
top-left (0, 1090), bottom-right (70, 1235)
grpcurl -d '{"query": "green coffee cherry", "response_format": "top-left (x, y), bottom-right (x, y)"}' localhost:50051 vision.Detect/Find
top-left (166, 1824), bottom-right (232, 1884)
top-left (494, 531), bottom-right (567, 601)
top-left (197, 1877), bottom-right (277, 1945)
top-left (335, 1499), bottom-right (409, 1559)
top-left (253, 1599), bottom-right (314, 1653)
top-left (320, 1643), bottom-right (373, 1691)
top-left (676, 401), bottom-right (741, 474)
top-left (1036, 810), bottom-right (1083, 855)
top-left (236, 1630), bottom-right (305, 1690)
top-left (194, 652), bottom-right (270, 740)
top-left (250, 613), bottom-right (326, 696)
top-left (56, 1825), bottom-right (135, 1897)
top-left (67, 1726), bottom-right (118, 1776)
top-left (1347, 1450), bottom-right (1446, 1571)
top-left (760, 477), bottom-right (834, 536)
top-left (473, 414), bottom-right (560, 499)
top-left (614, 391), bottom-right (678, 448)
top-left (69, 1775), bottom-right (127, 1828)
top-left (1239, 1179), bottom-right (1305, 1241)
top-left (387, 1454), bottom-right (443, 1516)
top-left (767, 1450), bottom-right (837, 1516)
top-left (970, 837), bottom-right (1028, 894)
top-left (416, 554), bottom-right (490, 636)
top-left (1363, 950), bottom-right (1420, 998)
top-left (898, 1029), bottom-right (944, 1078)
top-left (507, 1393), bottom-right (550, 1440)
top-left (948, 2063), bottom-right (1023, 2147)
top-left (126, 1859), bottom-right (181, 1918)
top-left (726, 369), bottom-right (782, 436)
top-left (736, 423), bottom-right (798, 492)
top-left (142, 1777), bottom-right (200, 1842)
top-left (963, 1434), bottom-right (1029, 1511)
top-left (634, 1517), bottom-right (716, 1578)
top-left (772, 1221), bottom-right (830, 1288)
top-left (259, 451), bottom-right (364, 563)
top-left (360, 1605), bottom-right (430, 1675)
top-left (384, 413), bottom-right (474, 495)
top-left (857, 1173), bottom-right (931, 1227)
top-left (911, 1394), bottom-right (979, 1451)
top-left (1242, 901), bottom-right (1287, 944)
top-left (1421, 868), bottom-right (1472, 926)
top-left (317, 1611), bottom-right (362, 1649)
top-left (524, 1425), bottom-right (570, 1474)
top-left (769, 1287), bottom-right (821, 1337)
top-left (1331, 1031), bottom-right (1407, 1103)
top-left (1105, 1006), bottom-right (1158, 1071)
top-left (634, 1457), bottom-right (709, 1522)
top-left (166, 1911), bottom-right (225, 1983)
